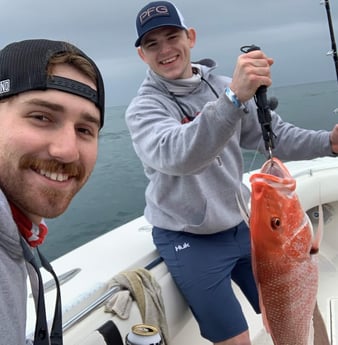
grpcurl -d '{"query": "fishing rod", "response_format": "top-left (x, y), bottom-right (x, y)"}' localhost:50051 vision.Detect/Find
top-left (321, 0), bottom-right (338, 82)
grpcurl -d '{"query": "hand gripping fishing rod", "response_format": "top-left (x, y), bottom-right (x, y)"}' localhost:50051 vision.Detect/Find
top-left (240, 44), bottom-right (276, 159)
top-left (321, 0), bottom-right (338, 83)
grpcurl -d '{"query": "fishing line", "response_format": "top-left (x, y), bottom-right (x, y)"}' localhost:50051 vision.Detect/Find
top-left (246, 141), bottom-right (264, 174)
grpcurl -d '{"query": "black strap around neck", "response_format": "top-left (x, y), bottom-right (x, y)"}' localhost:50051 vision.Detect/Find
top-left (21, 237), bottom-right (63, 345)
top-left (168, 76), bottom-right (219, 123)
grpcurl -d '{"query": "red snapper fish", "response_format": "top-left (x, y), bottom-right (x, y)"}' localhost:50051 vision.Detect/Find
top-left (247, 157), bottom-right (322, 345)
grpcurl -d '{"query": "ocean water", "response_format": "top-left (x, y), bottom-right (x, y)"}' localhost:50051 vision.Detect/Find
top-left (41, 80), bottom-right (338, 261)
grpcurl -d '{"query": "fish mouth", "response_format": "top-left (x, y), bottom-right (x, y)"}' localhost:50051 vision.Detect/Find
top-left (250, 157), bottom-right (296, 191)
top-left (260, 157), bottom-right (288, 177)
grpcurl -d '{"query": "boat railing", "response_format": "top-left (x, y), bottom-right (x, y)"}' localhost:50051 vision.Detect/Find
top-left (62, 285), bottom-right (122, 332)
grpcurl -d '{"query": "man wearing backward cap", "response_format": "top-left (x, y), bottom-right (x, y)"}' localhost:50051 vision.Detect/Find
top-left (0, 39), bottom-right (105, 345)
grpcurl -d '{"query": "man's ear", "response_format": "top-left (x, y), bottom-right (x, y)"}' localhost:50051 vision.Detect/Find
top-left (137, 47), bottom-right (147, 62)
top-left (187, 28), bottom-right (197, 48)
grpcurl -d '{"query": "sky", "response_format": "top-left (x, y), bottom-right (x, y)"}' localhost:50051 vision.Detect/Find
top-left (2, 0), bottom-right (338, 106)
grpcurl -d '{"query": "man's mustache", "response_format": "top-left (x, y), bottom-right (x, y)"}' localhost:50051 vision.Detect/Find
top-left (19, 156), bottom-right (85, 181)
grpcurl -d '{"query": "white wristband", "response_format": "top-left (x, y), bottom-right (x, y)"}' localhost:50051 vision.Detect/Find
top-left (225, 87), bottom-right (248, 113)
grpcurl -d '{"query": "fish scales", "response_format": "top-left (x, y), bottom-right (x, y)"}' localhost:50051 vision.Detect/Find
top-left (249, 157), bottom-right (319, 345)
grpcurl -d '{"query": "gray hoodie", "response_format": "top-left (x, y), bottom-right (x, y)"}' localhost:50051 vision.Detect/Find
top-left (0, 189), bottom-right (28, 345)
top-left (125, 59), bottom-right (332, 234)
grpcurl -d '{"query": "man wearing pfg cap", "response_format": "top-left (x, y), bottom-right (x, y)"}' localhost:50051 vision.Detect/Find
top-left (126, 1), bottom-right (338, 344)
top-left (0, 39), bottom-right (105, 345)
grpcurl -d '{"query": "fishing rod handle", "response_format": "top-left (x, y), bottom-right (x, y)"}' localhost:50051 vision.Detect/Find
top-left (240, 45), bottom-right (275, 152)
top-left (240, 45), bottom-right (269, 113)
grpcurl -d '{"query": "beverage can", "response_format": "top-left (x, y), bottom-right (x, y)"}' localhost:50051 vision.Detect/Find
top-left (125, 324), bottom-right (162, 345)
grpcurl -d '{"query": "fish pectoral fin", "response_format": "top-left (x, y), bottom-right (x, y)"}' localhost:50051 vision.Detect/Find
top-left (311, 204), bottom-right (324, 254)
top-left (236, 186), bottom-right (250, 225)
top-left (312, 300), bottom-right (330, 345)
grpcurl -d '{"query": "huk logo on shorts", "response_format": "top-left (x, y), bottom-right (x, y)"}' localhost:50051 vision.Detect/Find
top-left (139, 5), bottom-right (170, 26)
top-left (0, 79), bottom-right (10, 95)
top-left (175, 242), bottom-right (190, 252)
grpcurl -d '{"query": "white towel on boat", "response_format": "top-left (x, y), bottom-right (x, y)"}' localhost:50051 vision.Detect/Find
top-left (105, 289), bottom-right (132, 320)
top-left (105, 268), bottom-right (169, 345)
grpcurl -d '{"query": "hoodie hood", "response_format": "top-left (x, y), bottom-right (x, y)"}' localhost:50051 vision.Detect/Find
top-left (0, 189), bottom-right (23, 260)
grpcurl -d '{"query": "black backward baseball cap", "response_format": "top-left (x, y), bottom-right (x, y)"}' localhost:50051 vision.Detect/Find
top-left (0, 39), bottom-right (105, 128)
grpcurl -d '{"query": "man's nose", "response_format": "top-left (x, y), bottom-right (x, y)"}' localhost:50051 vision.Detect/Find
top-left (48, 127), bottom-right (80, 163)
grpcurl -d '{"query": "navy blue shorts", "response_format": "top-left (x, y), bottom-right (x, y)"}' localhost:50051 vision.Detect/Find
top-left (152, 221), bottom-right (260, 343)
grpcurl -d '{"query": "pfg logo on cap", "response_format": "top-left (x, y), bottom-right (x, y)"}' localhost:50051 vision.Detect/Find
top-left (0, 79), bottom-right (10, 95)
top-left (139, 5), bottom-right (170, 26)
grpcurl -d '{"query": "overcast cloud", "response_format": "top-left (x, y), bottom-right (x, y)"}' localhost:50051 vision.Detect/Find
top-left (2, 0), bottom-right (338, 106)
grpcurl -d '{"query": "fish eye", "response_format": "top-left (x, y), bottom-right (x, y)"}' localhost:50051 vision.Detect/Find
top-left (271, 217), bottom-right (281, 230)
